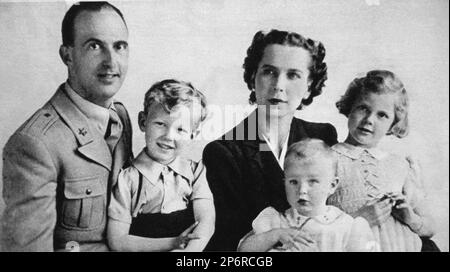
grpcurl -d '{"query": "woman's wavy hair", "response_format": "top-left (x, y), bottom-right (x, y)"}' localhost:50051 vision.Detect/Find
top-left (243, 29), bottom-right (328, 109)
top-left (336, 70), bottom-right (409, 138)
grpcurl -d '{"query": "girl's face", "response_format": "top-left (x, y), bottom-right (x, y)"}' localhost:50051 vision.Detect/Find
top-left (346, 92), bottom-right (396, 148)
top-left (254, 44), bottom-right (311, 119)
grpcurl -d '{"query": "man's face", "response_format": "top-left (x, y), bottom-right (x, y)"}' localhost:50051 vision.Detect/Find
top-left (63, 8), bottom-right (129, 107)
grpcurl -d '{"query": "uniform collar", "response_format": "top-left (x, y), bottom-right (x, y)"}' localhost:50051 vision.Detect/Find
top-left (65, 81), bottom-right (116, 136)
top-left (285, 206), bottom-right (344, 225)
top-left (50, 84), bottom-right (112, 170)
top-left (133, 149), bottom-right (194, 184)
top-left (332, 142), bottom-right (388, 160)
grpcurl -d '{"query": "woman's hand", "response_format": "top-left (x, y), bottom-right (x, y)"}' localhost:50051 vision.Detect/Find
top-left (354, 197), bottom-right (393, 227)
top-left (390, 193), bottom-right (423, 232)
top-left (172, 222), bottom-right (200, 250)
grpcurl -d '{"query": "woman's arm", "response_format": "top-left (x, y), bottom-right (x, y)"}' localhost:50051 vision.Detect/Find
top-left (202, 141), bottom-right (251, 251)
top-left (182, 199), bottom-right (216, 251)
top-left (107, 219), bottom-right (178, 252)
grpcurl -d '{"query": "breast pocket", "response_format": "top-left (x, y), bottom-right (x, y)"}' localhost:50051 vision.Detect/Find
top-left (62, 175), bottom-right (107, 229)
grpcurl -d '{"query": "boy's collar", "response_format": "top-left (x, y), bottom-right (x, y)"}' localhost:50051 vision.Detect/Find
top-left (132, 149), bottom-right (194, 184)
top-left (332, 142), bottom-right (388, 160)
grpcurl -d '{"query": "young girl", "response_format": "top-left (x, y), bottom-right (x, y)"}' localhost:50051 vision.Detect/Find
top-left (327, 70), bottom-right (436, 251)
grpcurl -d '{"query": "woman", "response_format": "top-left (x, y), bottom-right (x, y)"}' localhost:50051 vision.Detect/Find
top-left (203, 29), bottom-right (338, 251)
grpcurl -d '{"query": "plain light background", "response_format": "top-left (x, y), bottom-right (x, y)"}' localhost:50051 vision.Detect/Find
top-left (0, 0), bottom-right (448, 251)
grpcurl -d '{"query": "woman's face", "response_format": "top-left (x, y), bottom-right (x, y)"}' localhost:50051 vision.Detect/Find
top-left (254, 44), bottom-right (311, 118)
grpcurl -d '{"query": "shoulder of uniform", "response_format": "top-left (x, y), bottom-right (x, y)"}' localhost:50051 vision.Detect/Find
top-left (113, 101), bottom-right (131, 119)
top-left (113, 100), bottom-right (127, 111)
top-left (17, 106), bottom-right (59, 136)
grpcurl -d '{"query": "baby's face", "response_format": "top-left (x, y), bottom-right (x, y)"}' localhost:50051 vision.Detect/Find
top-left (139, 102), bottom-right (201, 164)
top-left (284, 156), bottom-right (337, 217)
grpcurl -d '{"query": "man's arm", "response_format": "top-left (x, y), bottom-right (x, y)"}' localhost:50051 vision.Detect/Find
top-left (2, 132), bottom-right (57, 251)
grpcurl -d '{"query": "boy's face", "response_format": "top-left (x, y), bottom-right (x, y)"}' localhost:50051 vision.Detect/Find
top-left (139, 102), bottom-right (200, 165)
top-left (284, 156), bottom-right (338, 217)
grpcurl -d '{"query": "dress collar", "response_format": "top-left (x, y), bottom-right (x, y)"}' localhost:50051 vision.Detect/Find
top-left (260, 130), bottom-right (290, 170)
top-left (285, 206), bottom-right (344, 225)
top-left (332, 142), bottom-right (388, 160)
top-left (132, 149), bottom-right (194, 184)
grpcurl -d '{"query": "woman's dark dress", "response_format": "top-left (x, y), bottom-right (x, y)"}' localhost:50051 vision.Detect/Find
top-left (203, 110), bottom-right (338, 251)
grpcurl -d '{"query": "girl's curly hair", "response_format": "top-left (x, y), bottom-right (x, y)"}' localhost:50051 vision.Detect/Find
top-left (336, 70), bottom-right (409, 138)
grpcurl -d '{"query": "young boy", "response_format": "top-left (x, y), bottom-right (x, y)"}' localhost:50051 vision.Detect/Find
top-left (238, 139), bottom-right (378, 252)
top-left (107, 79), bottom-right (215, 251)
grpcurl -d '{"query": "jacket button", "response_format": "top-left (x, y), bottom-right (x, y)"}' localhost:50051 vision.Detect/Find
top-left (86, 188), bottom-right (92, 195)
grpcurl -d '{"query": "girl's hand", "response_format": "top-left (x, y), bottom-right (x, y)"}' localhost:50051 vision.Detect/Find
top-left (275, 228), bottom-right (317, 251)
top-left (390, 193), bottom-right (423, 232)
top-left (173, 222), bottom-right (200, 250)
top-left (354, 197), bottom-right (392, 227)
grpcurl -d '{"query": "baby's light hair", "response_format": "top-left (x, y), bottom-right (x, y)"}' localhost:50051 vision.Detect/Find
top-left (336, 70), bottom-right (409, 138)
top-left (143, 79), bottom-right (208, 129)
top-left (284, 138), bottom-right (338, 176)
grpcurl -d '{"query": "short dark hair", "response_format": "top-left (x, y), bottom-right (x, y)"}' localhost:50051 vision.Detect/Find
top-left (243, 29), bottom-right (328, 108)
top-left (336, 70), bottom-right (409, 138)
top-left (61, 1), bottom-right (127, 46)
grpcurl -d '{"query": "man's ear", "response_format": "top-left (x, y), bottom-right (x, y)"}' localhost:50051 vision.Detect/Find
top-left (59, 45), bottom-right (72, 66)
top-left (138, 111), bottom-right (146, 132)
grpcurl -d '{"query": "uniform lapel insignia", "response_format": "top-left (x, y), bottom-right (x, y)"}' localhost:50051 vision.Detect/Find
top-left (78, 127), bottom-right (87, 136)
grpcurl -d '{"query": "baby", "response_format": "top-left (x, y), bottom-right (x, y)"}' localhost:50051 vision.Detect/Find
top-left (238, 138), bottom-right (377, 252)
top-left (107, 79), bottom-right (215, 251)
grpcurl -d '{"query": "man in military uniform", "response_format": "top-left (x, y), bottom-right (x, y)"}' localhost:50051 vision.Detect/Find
top-left (1, 2), bottom-right (133, 251)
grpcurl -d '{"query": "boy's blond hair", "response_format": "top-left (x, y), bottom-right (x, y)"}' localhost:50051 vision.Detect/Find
top-left (143, 79), bottom-right (208, 129)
